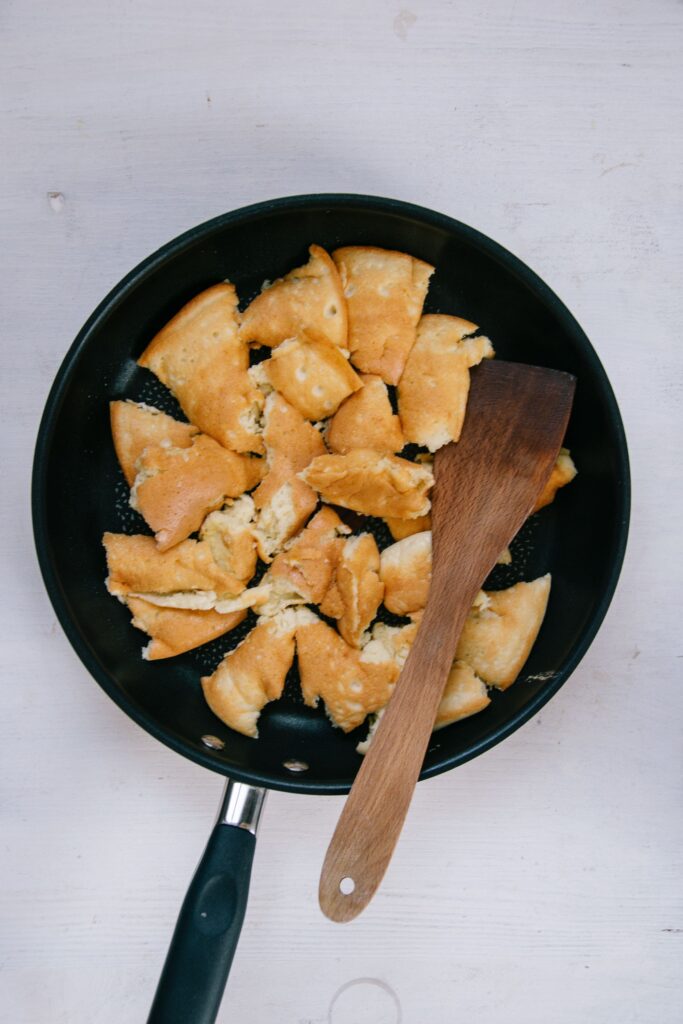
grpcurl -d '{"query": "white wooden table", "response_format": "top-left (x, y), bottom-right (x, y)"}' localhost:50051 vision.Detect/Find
top-left (2, 1), bottom-right (681, 1021)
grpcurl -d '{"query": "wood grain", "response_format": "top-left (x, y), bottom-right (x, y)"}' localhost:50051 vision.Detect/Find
top-left (1, 1), bottom-right (682, 1021)
top-left (320, 363), bottom-right (575, 920)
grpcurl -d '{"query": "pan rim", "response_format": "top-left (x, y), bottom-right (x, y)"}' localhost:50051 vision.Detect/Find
top-left (32, 192), bottom-right (631, 795)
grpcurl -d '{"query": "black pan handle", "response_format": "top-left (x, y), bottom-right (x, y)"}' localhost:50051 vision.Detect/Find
top-left (147, 780), bottom-right (266, 1024)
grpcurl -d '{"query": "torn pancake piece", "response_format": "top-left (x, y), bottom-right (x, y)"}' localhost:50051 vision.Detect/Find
top-left (138, 283), bottom-right (264, 453)
top-left (435, 661), bottom-right (491, 728)
top-left (348, 619), bottom-right (420, 751)
top-left (359, 618), bottom-right (420, 671)
top-left (250, 332), bottom-right (362, 420)
top-left (103, 532), bottom-right (248, 601)
top-left (332, 246), bottom-right (434, 384)
top-left (110, 400), bottom-right (198, 486)
top-left (252, 481), bottom-right (316, 565)
top-left (103, 531), bottom-right (267, 613)
top-left (398, 314), bottom-right (494, 451)
top-left (384, 513), bottom-right (432, 541)
top-left (258, 507), bottom-right (349, 616)
top-left (352, 619), bottom-right (418, 753)
top-left (321, 533), bottom-right (384, 647)
top-left (201, 607), bottom-right (318, 737)
top-left (326, 374), bottom-right (404, 455)
top-left (533, 448), bottom-right (577, 512)
top-left (131, 434), bottom-right (263, 551)
top-left (296, 616), bottom-right (399, 732)
top-left (251, 393), bottom-right (326, 561)
top-left (300, 449), bottom-right (433, 519)
top-left (126, 597), bottom-right (246, 661)
top-left (240, 244), bottom-right (347, 349)
top-left (456, 575), bottom-right (552, 689)
top-left (136, 585), bottom-right (270, 613)
top-left (199, 496), bottom-right (257, 582)
top-left (252, 392), bottom-right (327, 507)
top-left (380, 530), bottom-right (432, 616)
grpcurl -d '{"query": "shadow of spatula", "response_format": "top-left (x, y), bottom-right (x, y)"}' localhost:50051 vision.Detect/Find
top-left (319, 359), bottom-right (576, 922)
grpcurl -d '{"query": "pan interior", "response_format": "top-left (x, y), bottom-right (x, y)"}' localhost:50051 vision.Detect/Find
top-left (35, 197), bottom-right (628, 792)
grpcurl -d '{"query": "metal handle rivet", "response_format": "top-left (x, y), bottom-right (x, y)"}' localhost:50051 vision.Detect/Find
top-left (201, 734), bottom-right (225, 750)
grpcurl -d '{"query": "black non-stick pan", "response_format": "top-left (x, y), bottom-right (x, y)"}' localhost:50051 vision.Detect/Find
top-left (32, 194), bottom-right (630, 1023)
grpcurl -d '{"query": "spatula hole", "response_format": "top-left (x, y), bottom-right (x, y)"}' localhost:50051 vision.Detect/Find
top-left (283, 759), bottom-right (309, 773)
top-left (339, 876), bottom-right (355, 896)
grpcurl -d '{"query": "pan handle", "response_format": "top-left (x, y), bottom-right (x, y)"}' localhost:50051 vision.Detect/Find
top-left (147, 779), bottom-right (266, 1024)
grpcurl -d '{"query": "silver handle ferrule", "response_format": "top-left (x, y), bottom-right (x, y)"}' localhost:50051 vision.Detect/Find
top-left (215, 779), bottom-right (267, 836)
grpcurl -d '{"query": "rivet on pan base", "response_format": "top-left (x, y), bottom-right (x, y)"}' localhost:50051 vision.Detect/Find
top-left (201, 734), bottom-right (225, 751)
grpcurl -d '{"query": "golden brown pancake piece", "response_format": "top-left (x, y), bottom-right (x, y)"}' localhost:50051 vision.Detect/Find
top-left (300, 450), bottom-right (433, 519)
top-left (320, 532), bottom-right (384, 647)
top-left (251, 332), bottom-right (362, 420)
top-left (296, 617), bottom-right (399, 732)
top-left (251, 393), bottom-right (327, 561)
top-left (201, 608), bottom-right (317, 737)
top-left (103, 532), bottom-right (247, 600)
top-left (398, 314), bottom-right (494, 451)
top-left (259, 507), bottom-right (349, 615)
top-left (110, 401), bottom-right (198, 486)
top-left (348, 620), bottom-right (420, 749)
top-left (434, 661), bottom-right (491, 728)
top-left (533, 448), bottom-right (577, 511)
top-left (199, 496), bottom-right (258, 582)
top-left (138, 284), bottom-right (264, 453)
top-left (251, 393), bottom-right (325, 509)
top-left (126, 597), bottom-right (246, 660)
top-left (252, 481), bottom-right (318, 565)
top-left (132, 434), bottom-right (263, 551)
top-left (326, 374), bottom-right (404, 455)
top-left (380, 530), bottom-right (432, 616)
top-left (359, 619), bottom-right (420, 670)
top-left (384, 513), bottom-right (432, 541)
top-left (240, 245), bottom-right (347, 349)
top-left (456, 576), bottom-right (552, 689)
top-left (333, 246), bottom-right (434, 384)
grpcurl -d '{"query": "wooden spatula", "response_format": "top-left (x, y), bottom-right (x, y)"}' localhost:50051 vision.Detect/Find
top-left (319, 360), bottom-right (576, 922)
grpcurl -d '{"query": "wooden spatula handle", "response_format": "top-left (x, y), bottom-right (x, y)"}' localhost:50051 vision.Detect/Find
top-left (318, 594), bottom-right (476, 923)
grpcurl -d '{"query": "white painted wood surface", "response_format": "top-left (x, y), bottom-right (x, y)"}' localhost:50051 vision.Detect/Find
top-left (1, 0), bottom-right (681, 1020)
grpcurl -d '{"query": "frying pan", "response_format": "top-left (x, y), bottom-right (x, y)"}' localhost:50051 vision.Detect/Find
top-left (32, 194), bottom-right (630, 1023)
